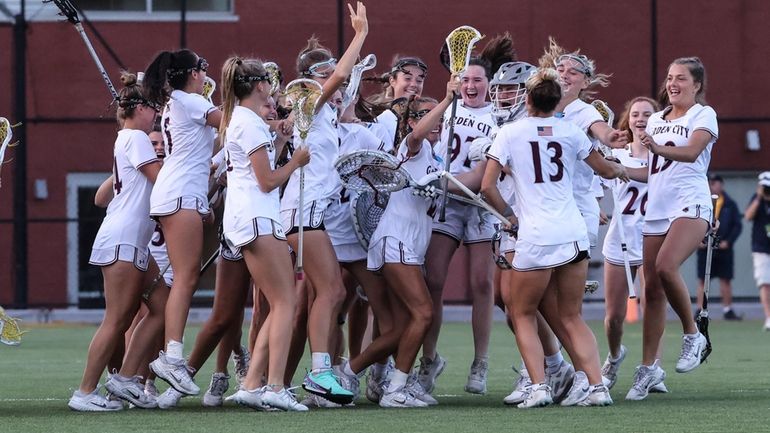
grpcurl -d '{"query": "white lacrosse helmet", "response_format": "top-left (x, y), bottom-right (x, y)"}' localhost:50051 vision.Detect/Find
top-left (489, 61), bottom-right (536, 126)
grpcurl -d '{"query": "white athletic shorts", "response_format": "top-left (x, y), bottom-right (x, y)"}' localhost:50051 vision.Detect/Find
top-left (753, 252), bottom-right (770, 286)
top-left (512, 238), bottom-right (590, 271)
top-left (149, 249), bottom-right (172, 287)
top-left (432, 201), bottom-right (495, 243)
top-left (500, 231), bottom-right (517, 254)
top-left (367, 236), bottom-right (424, 271)
top-left (643, 204), bottom-right (712, 236)
top-left (90, 244), bottom-right (150, 272)
top-left (224, 217), bottom-right (287, 259)
top-left (150, 195), bottom-right (210, 218)
top-left (281, 198), bottom-right (330, 234)
top-left (325, 200), bottom-right (367, 262)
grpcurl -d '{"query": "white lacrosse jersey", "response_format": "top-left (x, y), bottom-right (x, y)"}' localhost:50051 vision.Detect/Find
top-left (369, 137), bottom-right (440, 257)
top-left (151, 89), bottom-right (216, 209)
top-left (603, 148), bottom-right (648, 259)
top-left (375, 109), bottom-right (399, 149)
top-left (93, 129), bottom-right (158, 250)
top-left (560, 99), bottom-right (603, 214)
top-left (223, 106), bottom-right (279, 232)
top-left (436, 102), bottom-right (498, 175)
top-left (281, 102), bottom-right (340, 208)
top-left (645, 104), bottom-right (718, 220)
top-left (489, 116), bottom-right (592, 246)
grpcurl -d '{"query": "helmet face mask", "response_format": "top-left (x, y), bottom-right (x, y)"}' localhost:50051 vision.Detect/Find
top-left (489, 62), bottom-right (536, 126)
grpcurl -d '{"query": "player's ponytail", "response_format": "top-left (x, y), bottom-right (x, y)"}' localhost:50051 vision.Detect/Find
top-left (144, 49), bottom-right (200, 106)
top-left (219, 56), bottom-right (269, 145)
top-left (471, 32), bottom-right (517, 80)
top-left (116, 71), bottom-right (150, 123)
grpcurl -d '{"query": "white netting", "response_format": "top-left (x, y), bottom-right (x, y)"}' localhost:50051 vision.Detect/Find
top-left (342, 54), bottom-right (377, 113)
top-left (264, 62), bottom-right (282, 95)
top-left (335, 150), bottom-right (411, 194)
top-left (202, 77), bottom-right (216, 104)
top-left (591, 100), bottom-right (614, 155)
top-left (445, 26), bottom-right (483, 74)
top-left (284, 79), bottom-right (323, 141)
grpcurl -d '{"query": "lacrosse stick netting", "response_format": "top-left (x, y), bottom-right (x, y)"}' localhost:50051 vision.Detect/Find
top-left (341, 54), bottom-right (377, 113)
top-left (351, 189), bottom-right (389, 249)
top-left (591, 99), bottom-right (615, 156)
top-left (445, 26), bottom-right (483, 74)
top-left (0, 307), bottom-right (26, 346)
top-left (0, 117), bottom-right (20, 177)
top-left (264, 62), bottom-right (283, 96)
top-left (335, 150), bottom-right (411, 194)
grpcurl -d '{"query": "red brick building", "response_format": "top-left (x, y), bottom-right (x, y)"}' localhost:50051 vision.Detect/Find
top-left (1, 0), bottom-right (769, 307)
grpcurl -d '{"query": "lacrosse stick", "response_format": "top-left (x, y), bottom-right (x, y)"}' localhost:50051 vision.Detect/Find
top-left (284, 79), bottom-right (323, 280)
top-left (341, 54), bottom-right (377, 114)
top-left (696, 194), bottom-right (719, 363)
top-left (202, 77), bottom-right (217, 104)
top-left (350, 188), bottom-right (389, 249)
top-left (0, 306), bottom-right (27, 346)
top-left (47, 0), bottom-right (118, 101)
top-left (0, 117), bottom-right (21, 178)
top-left (264, 62), bottom-right (283, 96)
top-left (438, 25), bottom-right (483, 222)
top-left (592, 100), bottom-right (637, 299)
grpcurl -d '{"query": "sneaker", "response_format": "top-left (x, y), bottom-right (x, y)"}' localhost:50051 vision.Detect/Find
top-left (601, 344), bottom-right (627, 390)
top-left (576, 384), bottom-right (613, 407)
top-left (560, 371), bottom-right (589, 406)
top-left (150, 351), bottom-right (200, 395)
top-left (650, 381), bottom-right (669, 393)
top-left (625, 360), bottom-right (666, 401)
top-left (675, 333), bottom-right (707, 373)
top-left (723, 309), bottom-right (742, 321)
top-left (546, 360), bottom-right (574, 403)
top-left (334, 361), bottom-right (361, 401)
top-left (302, 369), bottom-right (354, 405)
top-left (157, 387), bottom-right (184, 409)
top-left (144, 380), bottom-right (159, 398)
top-left (231, 388), bottom-right (266, 410)
top-left (764, 318), bottom-right (770, 331)
top-left (202, 372), bottom-right (230, 407)
top-left (262, 387), bottom-right (309, 412)
top-left (584, 280), bottom-right (599, 294)
top-left (406, 372), bottom-right (438, 406)
top-left (464, 359), bottom-right (488, 395)
top-left (417, 353), bottom-right (446, 394)
top-left (233, 345), bottom-right (250, 389)
top-left (300, 393), bottom-right (342, 408)
top-left (517, 383), bottom-right (552, 409)
top-left (105, 374), bottom-right (158, 409)
top-left (503, 364), bottom-right (531, 405)
top-left (379, 384), bottom-right (428, 408)
top-left (365, 371), bottom-right (385, 403)
top-left (68, 388), bottom-right (124, 412)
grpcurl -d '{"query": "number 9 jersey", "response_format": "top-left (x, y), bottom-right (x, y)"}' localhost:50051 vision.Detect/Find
top-left (645, 103), bottom-right (718, 222)
top-left (488, 116), bottom-right (592, 246)
top-left (436, 102), bottom-right (498, 175)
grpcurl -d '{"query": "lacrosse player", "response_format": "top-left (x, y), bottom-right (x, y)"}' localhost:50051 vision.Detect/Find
top-left (69, 72), bottom-right (161, 411)
top-left (277, 2), bottom-right (369, 405)
top-left (482, 67), bottom-right (628, 408)
top-left (420, 34), bottom-right (516, 396)
top-left (625, 57), bottom-right (717, 401)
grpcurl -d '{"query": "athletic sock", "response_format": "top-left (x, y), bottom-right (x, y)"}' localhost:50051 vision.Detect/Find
top-left (311, 352), bottom-right (332, 371)
top-left (545, 352), bottom-right (564, 374)
top-left (723, 305), bottom-right (732, 313)
top-left (387, 369), bottom-right (408, 392)
top-left (343, 362), bottom-right (356, 377)
top-left (167, 339), bottom-right (184, 360)
top-left (474, 355), bottom-right (489, 364)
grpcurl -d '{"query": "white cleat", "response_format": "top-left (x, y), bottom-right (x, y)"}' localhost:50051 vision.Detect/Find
top-left (68, 387), bottom-right (124, 412)
top-left (504, 365), bottom-right (532, 406)
top-left (517, 383), bottom-right (552, 409)
top-left (560, 371), bottom-right (590, 407)
top-left (202, 372), bottom-right (230, 407)
top-left (365, 372), bottom-right (385, 403)
top-left (150, 351), bottom-right (200, 395)
top-left (576, 384), bottom-right (613, 407)
top-left (232, 346), bottom-right (250, 389)
top-left (379, 385), bottom-right (429, 408)
top-left (763, 318), bottom-right (770, 331)
top-left (300, 393), bottom-right (342, 408)
top-left (261, 387), bottom-right (309, 412)
top-left (417, 353), bottom-right (446, 394)
top-left (650, 381), bottom-right (669, 393)
top-left (625, 360), bottom-right (666, 401)
top-left (675, 333), bottom-right (707, 373)
top-left (144, 380), bottom-right (159, 398)
top-left (601, 344), bottom-right (627, 390)
top-left (546, 360), bottom-right (575, 403)
top-left (105, 374), bottom-right (158, 409)
top-left (464, 359), bottom-right (488, 395)
top-left (157, 387), bottom-right (184, 409)
top-left (406, 372), bottom-right (438, 406)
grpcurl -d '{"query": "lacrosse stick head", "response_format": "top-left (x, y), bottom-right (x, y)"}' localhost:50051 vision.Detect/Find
top-left (0, 117), bottom-right (12, 149)
top-left (0, 307), bottom-right (26, 346)
top-left (695, 310), bottom-right (712, 362)
top-left (351, 189), bottom-right (389, 249)
top-left (263, 62), bottom-right (283, 96)
top-left (489, 62), bottom-right (536, 126)
top-left (591, 100), bottom-right (615, 156)
top-left (442, 26), bottom-right (483, 75)
top-left (335, 150), bottom-right (411, 194)
top-left (284, 79), bottom-right (323, 141)
top-left (341, 54), bottom-right (377, 113)
top-left (202, 76), bottom-right (217, 104)
top-left (47, 0), bottom-right (81, 24)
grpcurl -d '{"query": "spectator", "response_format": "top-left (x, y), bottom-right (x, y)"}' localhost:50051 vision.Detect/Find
top-left (745, 171), bottom-right (770, 331)
top-left (696, 174), bottom-right (743, 320)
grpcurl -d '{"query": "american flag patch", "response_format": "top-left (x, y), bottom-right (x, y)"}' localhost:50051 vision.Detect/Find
top-left (537, 126), bottom-right (553, 136)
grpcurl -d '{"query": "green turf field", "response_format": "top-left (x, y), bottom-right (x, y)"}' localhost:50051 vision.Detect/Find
top-left (3, 320), bottom-right (769, 433)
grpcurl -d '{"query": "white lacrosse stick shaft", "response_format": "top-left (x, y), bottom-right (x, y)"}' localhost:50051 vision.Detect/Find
top-left (611, 179), bottom-right (637, 299)
top-left (73, 22), bottom-right (119, 100)
top-left (441, 171), bottom-right (511, 227)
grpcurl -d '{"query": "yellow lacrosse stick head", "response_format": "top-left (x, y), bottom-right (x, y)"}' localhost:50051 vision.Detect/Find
top-left (445, 26), bottom-right (484, 75)
top-left (284, 79), bottom-right (323, 141)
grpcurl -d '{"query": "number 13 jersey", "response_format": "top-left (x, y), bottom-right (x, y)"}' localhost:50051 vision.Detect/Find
top-left (488, 116), bottom-right (593, 246)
